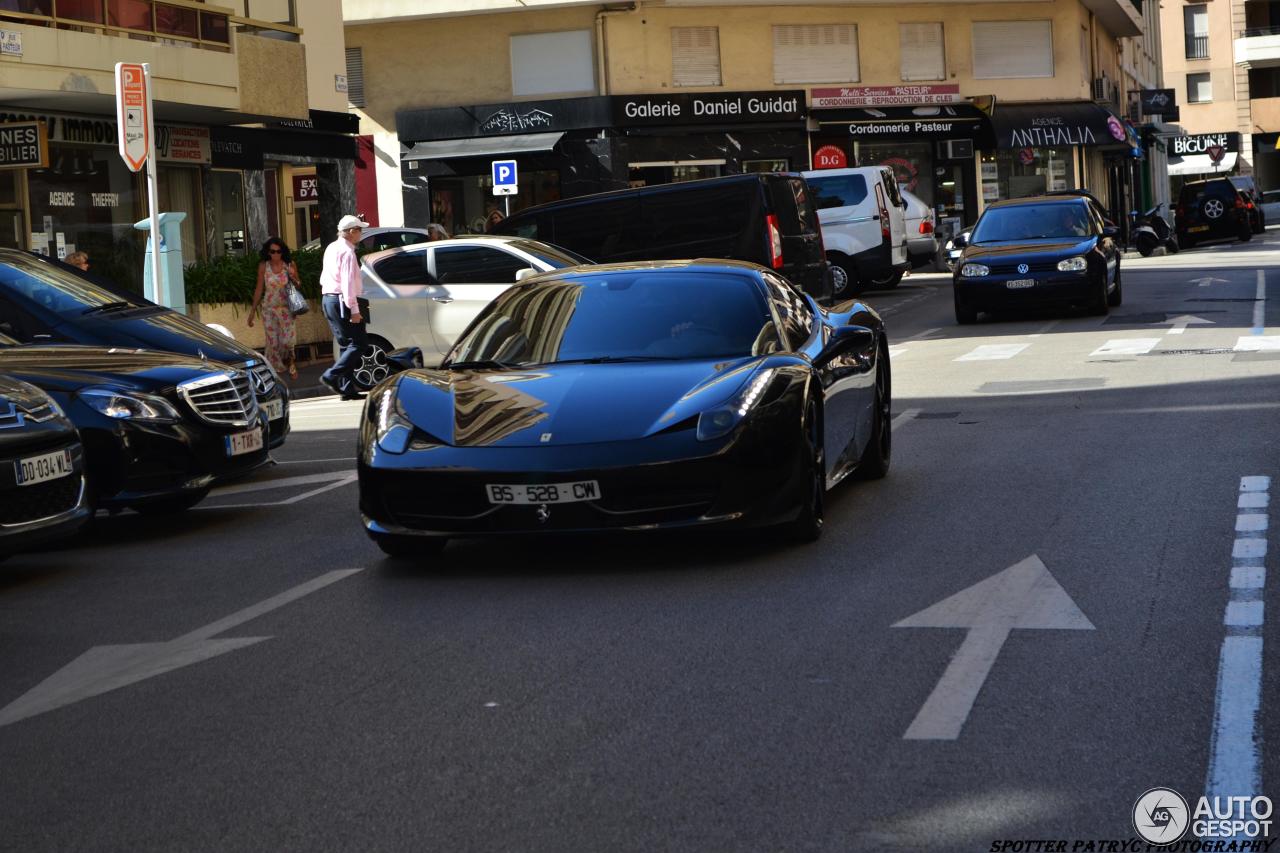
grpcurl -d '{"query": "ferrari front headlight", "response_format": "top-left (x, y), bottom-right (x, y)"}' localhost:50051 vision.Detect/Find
top-left (696, 368), bottom-right (777, 442)
top-left (374, 382), bottom-right (413, 454)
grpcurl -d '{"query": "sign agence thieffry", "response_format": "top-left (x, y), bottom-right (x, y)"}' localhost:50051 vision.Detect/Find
top-left (114, 62), bottom-right (162, 305)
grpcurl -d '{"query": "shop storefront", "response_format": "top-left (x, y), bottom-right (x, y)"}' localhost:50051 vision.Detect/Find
top-left (807, 86), bottom-right (996, 240)
top-left (1167, 132), bottom-right (1241, 194)
top-left (989, 102), bottom-right (1143, 230)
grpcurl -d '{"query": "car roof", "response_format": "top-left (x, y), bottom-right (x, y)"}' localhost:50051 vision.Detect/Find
top-left (985, 195), bottom-right (1087, 209)
top-left (361, 234), bottom-right (567, 266)
top-left (526, 258), bottom-right (772, 281)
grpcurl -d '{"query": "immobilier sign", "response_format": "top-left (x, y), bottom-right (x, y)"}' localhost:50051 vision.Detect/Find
top-left (0, 121), bottom-right (48, 170)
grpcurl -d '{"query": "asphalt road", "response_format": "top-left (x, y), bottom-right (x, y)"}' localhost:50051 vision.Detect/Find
top-left (2, 233), bottom-right (1278, 852)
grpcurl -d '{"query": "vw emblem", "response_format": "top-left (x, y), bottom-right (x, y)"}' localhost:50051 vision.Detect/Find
top-left (535, 504), bottom-right (551, 524)
top-left (540, 432), bottom-right (553, 443)
top-left (1017, 263), bottom-right (1030, 275)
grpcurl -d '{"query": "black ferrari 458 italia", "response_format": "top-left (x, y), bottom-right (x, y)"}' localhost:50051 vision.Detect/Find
top-left (358, 260), bottom-right (893, 557)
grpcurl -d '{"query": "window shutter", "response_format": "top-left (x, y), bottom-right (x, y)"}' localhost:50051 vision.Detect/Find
top-left (772, 24), bottom-right (858, 84)
top-left (672, 27), bottom-right (722, 87)
top-left (345, 47), bottom-right (366, 108)
top-left (972, 20), bottom-right (1053, 79)
top-left (511, 30), bottom-right (596, 96)
top-left (900, 22), bottom-right (944, 81)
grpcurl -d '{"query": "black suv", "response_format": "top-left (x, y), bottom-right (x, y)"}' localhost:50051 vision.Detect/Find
top-left (493, 173), bottom-right (832, 302)
top-left (0, 249), bottom-right (290, 447)
top-left (1176, 178), bottom-right (1253, 248)
top-left (1229, 176), bottom-right (1267, 234)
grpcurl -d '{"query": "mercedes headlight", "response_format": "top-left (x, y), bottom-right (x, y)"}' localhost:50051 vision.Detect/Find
top-left (1057, 256), bottom-right (1088, 272)
top-left (959, 263), bottom-right (989, 278)
top-left (78, 387), bottom-right (180, 423)
top-left (696, 368), bottom-right (777, 442)
top-left (373, 382), bottom-right (413, 454)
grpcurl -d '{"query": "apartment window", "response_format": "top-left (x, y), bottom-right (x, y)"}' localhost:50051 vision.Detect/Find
top-left (900, 23), bottom-right (944, 81)
top-left (1184, 5), bottom-right (1209, 59)
top-left (511, 31), bottom-right (595, 96)
top-left (1187, 72), bottom-right (1213, 103)
top-left (972, 21), bottom-right (1053, 79)
top-left (672, 27), bottom-right (722, 87)
top-left (345, 47), bottom-right (366, 108)
top-left (773, 24), bottom-right (858, 84)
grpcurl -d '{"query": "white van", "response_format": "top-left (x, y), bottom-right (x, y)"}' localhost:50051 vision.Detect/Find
top-left (802, 166), bottom-right (910, 294)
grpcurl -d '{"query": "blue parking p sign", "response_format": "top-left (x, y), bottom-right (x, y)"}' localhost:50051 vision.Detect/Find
top-left (492, 160), bottom-right (518, 196)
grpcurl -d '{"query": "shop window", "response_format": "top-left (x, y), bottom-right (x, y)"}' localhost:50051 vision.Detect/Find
top-left (972, 21), bottom-right (1053, 79)
top-left (210, 171), bottom-right (246, 256)
top-left (157, 166), bottom-right (202, 261)
top-left (672, 27), bottom-right (721, 87)
top-left (510, 30), bottom-right (595, 97)
top-left (852, 141), bottom-right (934, 207)
top-left (743, 159), bottom-right (789, 173)
top-left (1187, 72), bottom-right (1213, 104)
top-left (431, 171), bottom-right (559, 238)
top-left (900, 23), bottom-right (944, 82)
top-left (772, 24), bottom-right (858, 84)
top-left (981, 148), bottom-right (1077, 203)
top-left (434, 246), bottom-right (529, 285)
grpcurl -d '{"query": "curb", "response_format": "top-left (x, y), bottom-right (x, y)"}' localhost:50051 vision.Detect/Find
top-left (289, 384), bottom-right (335, 401)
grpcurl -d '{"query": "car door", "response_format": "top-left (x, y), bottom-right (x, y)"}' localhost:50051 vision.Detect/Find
top-left (805, 172), bottom-right (879, 259)
top-left (878, 169), bottom-right (909, 266)
top-left (364, 249), bottom-right (443, 359)
top-left (428, 245), bottom-right (531, 351)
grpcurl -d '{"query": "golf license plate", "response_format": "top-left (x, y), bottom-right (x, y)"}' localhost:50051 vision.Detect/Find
top-left (487, 481), bottom-right (601, 505)
top-left (263, 398), bottom-right (284, 421)
top-left (14, 448), bottom-right (74, 486)
top-left (1006, 279), bottom-right (1036, 289)
top-left (225, 428), bottom-right (265, 457)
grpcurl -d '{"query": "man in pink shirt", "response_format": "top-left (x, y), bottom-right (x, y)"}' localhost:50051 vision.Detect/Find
top-left (320, 214), bottom-right (369, 400)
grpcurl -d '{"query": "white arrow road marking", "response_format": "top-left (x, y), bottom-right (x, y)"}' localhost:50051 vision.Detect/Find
top-left (0, 569), bottom-right (363, 727)
top-left (894, 555), bottom-right (1094, 740)
top-left (210, 471), bottom-right (354, 497)
top-left (200, 474), bottom-right (357, 509)
top-left (1090, 338), bottom-right (1160, 357)
top-left (1161, 315), bottom-right (1214, 335)
top-left (954, 343), bottom-right (1030, 362)
top-left (1193, 276), bottom-right (1230, 287)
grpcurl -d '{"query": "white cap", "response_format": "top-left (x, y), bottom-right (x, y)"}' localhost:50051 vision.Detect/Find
top-left (337, 214), bottom-right (369, 232)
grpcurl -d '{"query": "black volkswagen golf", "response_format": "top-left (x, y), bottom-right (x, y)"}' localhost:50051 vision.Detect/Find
top-left (952, 195), bottom-right (1122, 324)
top-left (0, 249), bottom-right (289, 447)
top-left (0, 373), bottom-right (90, 558)
top-left (0, 334), bottom-right (271, 514)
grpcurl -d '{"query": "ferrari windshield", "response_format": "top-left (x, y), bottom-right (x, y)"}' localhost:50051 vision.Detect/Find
top-left (971, 203), bottom-right (1093, 243)
top-left (448, 271), bottom-right (776, 366)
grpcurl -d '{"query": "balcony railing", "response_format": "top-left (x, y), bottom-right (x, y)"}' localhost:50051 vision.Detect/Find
top-left (1241, 26), bottom-right (1280, 38)
top-left (1186, 34), bottom-right (1211, 59)
top-left (0, 0), bottom-right (300, 52)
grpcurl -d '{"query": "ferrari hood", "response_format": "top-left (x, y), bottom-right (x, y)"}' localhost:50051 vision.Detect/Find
top-left (395, 357), bottom-right (763, 448)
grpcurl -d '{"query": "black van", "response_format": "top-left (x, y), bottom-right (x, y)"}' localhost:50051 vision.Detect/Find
top-left (492, 173), bottom-right (833, 302)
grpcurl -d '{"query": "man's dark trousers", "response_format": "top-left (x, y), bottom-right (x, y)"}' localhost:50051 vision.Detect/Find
top-left (321, 294), bottom-right (368, 396)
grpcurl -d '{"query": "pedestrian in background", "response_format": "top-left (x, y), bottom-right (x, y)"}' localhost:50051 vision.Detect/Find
top-left (319, 214), bottom-right (369, 400)
top-left (427, 223), bottom-right (450, 241)
top-left (66, 251), bottom-right (90, 271)
top-left (247, 237), bottom-right (300, 381)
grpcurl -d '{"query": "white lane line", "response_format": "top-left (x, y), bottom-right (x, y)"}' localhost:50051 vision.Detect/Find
top-left (1234, 336), bottom-right (1280, 351)
top-left (1252, 269), bottom-right (1266, 335)
top-left (1089, 338), bottom-right (1160, 357)
top-left (1205, 475), bottom-right (1269, 814)
top-left (954, 343), bottom-right (1030, 362)
top-left (902, 327), bottom-right (942, 342)
top-left (200, 474), bottom-right (358, 509)
top-left (210, 471), bottom-right (353, 497)
top-left (1239, 491), bottom-right (1270, 509)
top-left (888, 345), bottom-right (910, 360)
top-left (891, 408), bottom-right (921, 429)
top-left (1027, 319), bottom-right (1061, 337)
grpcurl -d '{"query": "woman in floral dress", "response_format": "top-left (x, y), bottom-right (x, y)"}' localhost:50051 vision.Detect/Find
top-left (248, 237), bottom-right (300, 380)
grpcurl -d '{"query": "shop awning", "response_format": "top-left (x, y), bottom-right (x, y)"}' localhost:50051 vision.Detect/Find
top-left (1168, 152), bottom-right (1239, 176)
top-left (815, 104), bottom-right (995, 147)
top-left (402, 132), bottom-right (564, 161)
top-left (994, 102), bottom-right (1139, 149)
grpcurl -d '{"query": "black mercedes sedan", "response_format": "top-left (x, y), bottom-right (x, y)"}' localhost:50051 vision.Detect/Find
top-left (358, 260), bottom-right (892, 557)
top-left (952, 195), bottom-right (1122, 324)
top-left (0, 249), bottom-right (290, 448)
top-left (0, 373), bottom-right (90, 558)
top-left (0, 334), bottom-right (271, 514)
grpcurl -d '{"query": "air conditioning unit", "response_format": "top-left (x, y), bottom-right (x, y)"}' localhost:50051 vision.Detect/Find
top-left (1092, 76), bottom-right (1113, 104)
top-left (937, 139), bottom-right (974, 161)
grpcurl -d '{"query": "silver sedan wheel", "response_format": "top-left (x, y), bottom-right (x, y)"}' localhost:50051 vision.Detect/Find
top-left (354, 342), bottom-right (391, 390)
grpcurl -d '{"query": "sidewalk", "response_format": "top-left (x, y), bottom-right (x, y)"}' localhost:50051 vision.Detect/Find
top-left (285, 359), bottom-right (335, 401)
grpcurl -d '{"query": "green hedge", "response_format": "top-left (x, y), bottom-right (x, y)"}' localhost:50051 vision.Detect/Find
top-left (184, 248), bottom-right (324, 306)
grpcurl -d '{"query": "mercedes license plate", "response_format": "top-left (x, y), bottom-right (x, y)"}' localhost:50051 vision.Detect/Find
top-left (14, 448), bottom-right (74, 486)
top-left (225, 428), bottom-right (265, 457)
top-left (1006, 279), bottom-right (1036, 289)
top-left (487, 481), bottom-right (601, 505)
top-left (263, 398), bottom-right (284, 421)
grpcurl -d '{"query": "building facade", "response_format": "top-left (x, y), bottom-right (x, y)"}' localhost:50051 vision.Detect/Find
top-left (1160, 0), bottom-right (1280, 190)
top-left (345, 0), bottom-right (1163, 244)
top-left (0, 0), bottom-right (356, 293)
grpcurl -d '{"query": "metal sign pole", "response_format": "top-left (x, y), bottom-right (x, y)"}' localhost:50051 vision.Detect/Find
top-left (143, 63), bottom-right (161, 306)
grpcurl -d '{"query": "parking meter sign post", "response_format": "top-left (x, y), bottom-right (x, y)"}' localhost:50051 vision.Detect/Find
top-left (115, 62), bottom-right (162, 306)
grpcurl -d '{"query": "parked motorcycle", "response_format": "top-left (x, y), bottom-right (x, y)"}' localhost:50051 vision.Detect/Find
top-left (1132, 204), bottom-right (1179, 257)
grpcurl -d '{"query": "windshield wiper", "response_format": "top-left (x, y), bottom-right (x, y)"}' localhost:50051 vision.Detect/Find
top-left (81, 301), bottom-right (135, 315)
top-left (444, 359), bottom-right (526, 370)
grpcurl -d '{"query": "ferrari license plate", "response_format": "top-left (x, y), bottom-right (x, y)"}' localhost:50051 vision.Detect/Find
top-left (14, 448), bottom-right (74, 486)
top-left (1006, 279), bottom-right (1036, 289)
top-left (263, 398), bottom-right (284, 421)
top-left (225, 428), bottom-right (265, 457)
top-left (487, 481), bottom-right (601, 505)
top-left (1189, 225), bottom-right (1210, 233)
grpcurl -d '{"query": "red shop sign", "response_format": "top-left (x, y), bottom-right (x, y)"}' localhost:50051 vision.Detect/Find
top-left (293, 175), bottom-right (320, 201)
top-left (813, 145), bottom-right (848, 169)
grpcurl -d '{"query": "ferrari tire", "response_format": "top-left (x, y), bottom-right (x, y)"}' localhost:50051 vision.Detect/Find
top-left (1107, 264), bottom-right (1123, 307)
top-left (854, 346), bottom-right (892, 481)
top-left (373, 533), bottom-right (447, 559)
top-left (784, 399), bottom-right (824, 544)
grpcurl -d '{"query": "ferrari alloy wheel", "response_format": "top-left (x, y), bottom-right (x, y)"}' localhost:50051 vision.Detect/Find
top-left (373, 533), bottom-right (447, 560)
top-left (354, 338), bottom-right (392, 391)
top-left (785, 399), bottom-right (825, 544)
top-left (855, 348), bottom-right (892, 481)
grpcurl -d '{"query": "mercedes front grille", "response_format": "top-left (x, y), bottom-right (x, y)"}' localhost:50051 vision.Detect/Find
top-left (245, 361), bottom-right (276, 396)
top-left (178, 371), bottom-right (259, 427)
